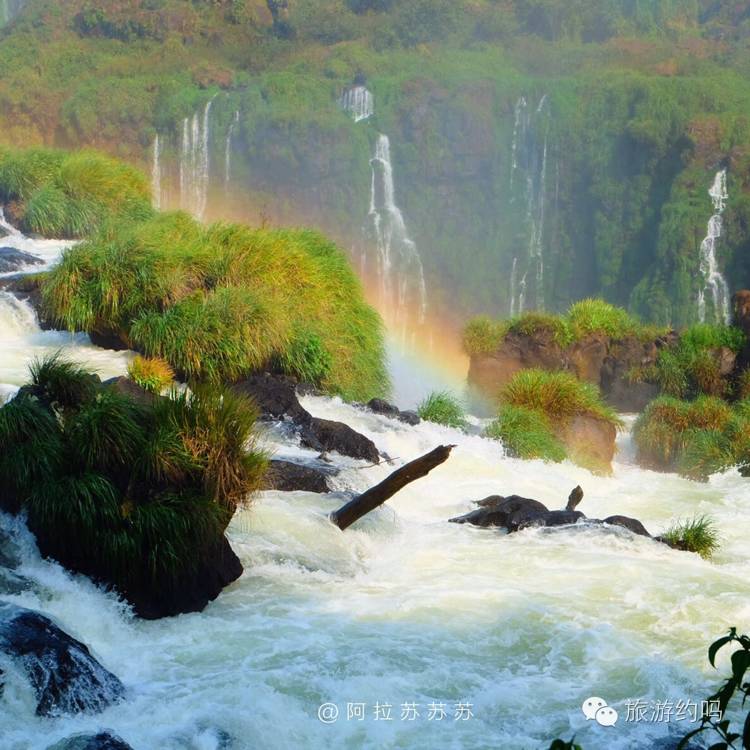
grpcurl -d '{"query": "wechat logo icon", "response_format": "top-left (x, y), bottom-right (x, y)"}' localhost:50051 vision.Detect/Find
top-left (582, 696), bottom-right (618, 727)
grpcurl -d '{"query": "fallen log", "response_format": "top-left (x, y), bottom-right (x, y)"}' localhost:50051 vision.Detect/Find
top-left (330, 445), bottom-right (455, 531)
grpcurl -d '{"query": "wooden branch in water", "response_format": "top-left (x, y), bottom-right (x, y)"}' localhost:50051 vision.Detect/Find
top-left (330, 445), bottom-right (455, 531)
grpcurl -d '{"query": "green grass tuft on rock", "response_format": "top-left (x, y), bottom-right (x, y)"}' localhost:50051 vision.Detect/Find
top-left (484, 405), bottom-right (566, 462)
top-left (417, 390), bottom-right (468, 429)
top-left (662, 515), bottom-right (720, 559)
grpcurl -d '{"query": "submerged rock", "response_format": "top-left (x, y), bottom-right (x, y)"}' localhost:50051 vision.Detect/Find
top-left (0, 246), bottom-right (43, 273)
top-left (0, 603), bottom-right (124, 717)
top-left (47, 733), bottom-right (134, 750)
top-left (450, 495), bottom-right (548, 529)
top-left (603, 515), bottom-right (651, 537)
top-left (367, 398), bottom-right (420, 426)
top-left (264, 459), bottom-right (333, 493)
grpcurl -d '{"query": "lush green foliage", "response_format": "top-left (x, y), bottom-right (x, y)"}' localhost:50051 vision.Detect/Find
top-left (462, 316), bottom-right (508, 356)
top-left (417, 390), bottom-right (468, 430)
top-left (0, 147), bottom-right (153, 237)
top-left (43, 210), bottom-right (388, 401)
top-left (679, 629), bottom-right (750, 749)
top-left (633, 395), bottom-right (750, 479)
top-left (662, 515), bottom-right (720, 558)
top-left (0, 355), bottom-right (266, 598)
top-left (1, 2), bottom-right (750, 332)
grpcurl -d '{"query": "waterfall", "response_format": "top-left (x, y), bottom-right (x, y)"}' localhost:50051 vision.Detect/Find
top-left (151, 135), bottom-right (161, 210)
top-left (507, 94), bottom-right (550, 314)
top-left (225, 111), bottom-right (240, 192)
top-left (0, 207), bottom-right (22, 237)
top-left (697, 169), bottom-right (731, 325)
top-left (179, 97), bottom-right (215, 221)
top-left (509, 257), bottom-right (518, 317)
top-left (340, 85), bottom-right (374, 123)
top-left (366, 134), bottom-right (427, 340)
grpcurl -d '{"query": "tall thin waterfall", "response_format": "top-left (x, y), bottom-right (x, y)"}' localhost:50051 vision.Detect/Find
top-left (179, 97), bottom-right (215, 221)
top-left (340, 85), bottom-right (374, 123)
top-left (225, 111), bottom-right (240, 192)
top-left (507, 94), bottom-right (550, 314)
top-left (151, 135), bottom-right (161, 210)
top-left (366, 134), bottom-right (427, 339)
top-left (698, 169), bottom-right (731, 324)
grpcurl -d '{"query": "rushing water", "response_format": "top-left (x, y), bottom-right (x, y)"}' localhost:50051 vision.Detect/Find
top-left (698, 169), bottom-right (731, 325)
top-left (151, 134), bottom-right (162, 211)
top-left (2, 225), bottom-right (748, 750)
top-left (340, 85), bottom-right (374, 123)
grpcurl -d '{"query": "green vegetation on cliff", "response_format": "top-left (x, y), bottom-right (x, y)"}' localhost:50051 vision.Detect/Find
top-left (2, 2), bottom-right (750, 329)
top-left (633, 395), bottom-right (750, 480)
top-left (0, 355), bottom-right (266, 615)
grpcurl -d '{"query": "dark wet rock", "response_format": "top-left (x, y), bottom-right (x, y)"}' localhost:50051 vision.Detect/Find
top-left (603, 515), bottom-right (651, 537)
top-left (263, 459), bottom-right (333, 493)
top-left (87, 329), bottom-right (130, 351)
top-left (233, 373), bottom-right (311, 424)
top-left (566, 485), bottom-right (584, 511)
top-left (0, 603), bottom-right (124, 717)
top-left (450, 495), bottom-right (549, 529)
top-left (0, 246), bottom-right (43, 273)
top-left (301, 417), bottom-right (380, 464)
top-left (235, 374), bottom-right (381, 463)
top-left (102, 376), bottom-right (155, 406)
top-left (46, 732), bottom-right (134, 750)
top-left (367, 398), bottom-right (421, 426)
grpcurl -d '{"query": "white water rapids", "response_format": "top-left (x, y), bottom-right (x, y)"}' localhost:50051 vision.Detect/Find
top-left (1, 234), bottom-right (749, 750)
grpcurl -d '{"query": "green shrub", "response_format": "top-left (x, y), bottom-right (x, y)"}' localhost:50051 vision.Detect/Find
top-left (634, 395), bottom-right (739, 478)
top-left (3, 355), bottom-right (267, 606)
top-left (44, 213), bottom-right (388, 401)
top-left (29, 352), bottom-right (99, 411)
top-left (485, 405), bottom-right (566, 462)
top-left (661, 515), bottom-right (720, 559)
top-left (417, 390), bottom-right (468, 429)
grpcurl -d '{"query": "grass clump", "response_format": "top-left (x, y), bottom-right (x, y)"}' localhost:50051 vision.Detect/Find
top-left (652, 323), bottom-right (746, 399)
top-left (501, 369), bottom-right (620, 424)
top-left (0, 355), bottom-right (267, 616)
top-left (485, 369), bottom-right (620, 470)
top-left (417, 390), bottom-right (468, 429)
top-left (0, 147), bottom-right (153, 238)
top-left (661, 515), bottom-right (720, 559)
top-left (43, 212), bottom-right (388, 401)
top-left (633, 395), bottom-right (744, 480)
top-left (484, 405), bottom-right (566, 462)
top-left (462, 316), bottom-right (508, 356)
top-left (127, 356), bottom-right (174, 394)
top-left (462, 299), bottom-right (667, 359)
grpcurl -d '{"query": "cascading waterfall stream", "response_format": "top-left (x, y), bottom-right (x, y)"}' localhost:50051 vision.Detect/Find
top-left (225, 110), bottom-right (240, 192)
top-left (179, 97), bottom-right (216, 221)
top-left (698, 168), bottom-right (731, 325)
top-left (340, 85), bottom-right (374, 123)
top-left (507, 94), bottom-right (551, 314)
top-left (365, 134), bottom-right (427, 342)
